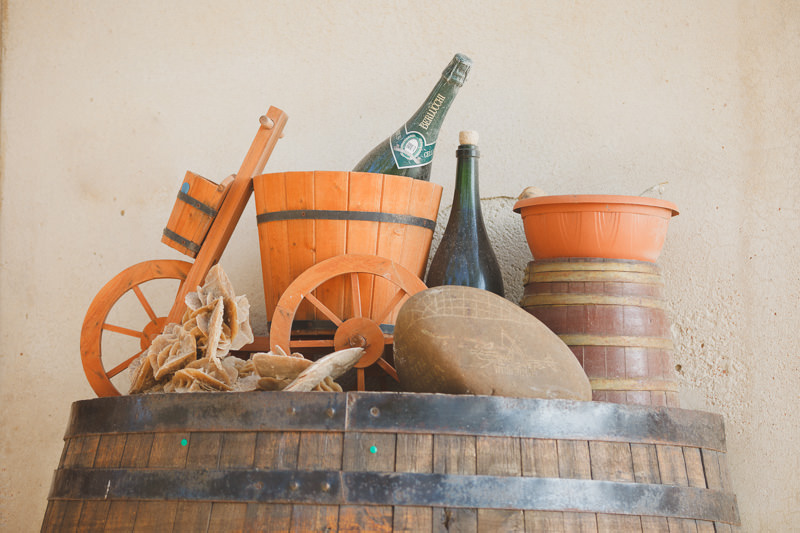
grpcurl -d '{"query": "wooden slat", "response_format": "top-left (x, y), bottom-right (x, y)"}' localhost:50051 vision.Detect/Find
top-left (254, 431), bottom-right (300, 469)
top-left (244, 503), bottom-right (293, 532)
top-left (597, 513), bottom-right (642, 532)
top-left (589, 441), bottom-right (635, 482)
top-left (701, 449), bottom-right (723, 490)
top-left (208, 502), bottom-right (247, 532)
top-left (561, 512), bottom-right (599, 532)
top-left (639, 515), bottom-right (669, 531)
top-left (342, 432), bottom-right (395, 531)
top-left (219, 431), bottom-right (257, 468)
top-left (120, 433), bottom-right (154, 468)
top-left (132, 501), bottom-right (177, 532)
top-left (345, 172), bottom-right (383, 319)
top-left (526, 511), bottom-right (565, 532)
top-left (477, 436), bottom-right (524, 531)
top-left (312, 171), bottom-right (350, 322)
top-left (78, 500), bottom-right (111, 531)
top-left (255, 172), bottom-right (290, 322)
top-left (94, 434), bottom-right (127, 468)
top-left (185, 432), bottom-right (222, 468)
top-left (656, 444), bottom-right (689, 486)
top-left (521, 438), bottom-right (560, 478)
top-left (172, 501), bottom-right (212, 532)
top-left (667, 517), bottom-right (700, 532)
top-left (394, 433), bottom-right (433, 531)
top-left (148, 432), bottom-right (189, 468)
top-left (630, 443), bottom-right (661, 484)
top-left (105, 500), bottom-right (139, 532)
top-left (683, 447), bottom-right (707, 488)
top-left (557, 440), bottom-right (592, 479)
top-left (284, 171), bottom-right (318, 322)
top-left (433, 434), bottom-right (477, 532)
top-left (293, 431), bottom-right (344, 531)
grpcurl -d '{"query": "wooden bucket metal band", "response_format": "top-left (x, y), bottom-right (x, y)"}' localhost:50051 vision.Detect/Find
top-left (520, 293), bottom-right (665, 309)
top-left (47, 468), bottom-right (739, 525)
top-left (161, 228), bottom-right (202, 254)
top-left (63, 392), bottom-right (725, 451)
top-left (558, 334), bottom-right (674, 350)
top-left (177, 190), bottom-right (219, 218)
top-left (256, 209), bottom-right (437, 231)
top-left (590, 377), bottom-right (680, 392)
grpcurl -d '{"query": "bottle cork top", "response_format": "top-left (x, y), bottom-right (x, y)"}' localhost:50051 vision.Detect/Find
top-left (459, 130), bottom-right (479, 145)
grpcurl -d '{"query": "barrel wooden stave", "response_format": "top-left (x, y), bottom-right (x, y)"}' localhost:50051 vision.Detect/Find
top-left (42, 392), bottom-right (739, 532)
top-left (521, 258), bottom-right (679, 407)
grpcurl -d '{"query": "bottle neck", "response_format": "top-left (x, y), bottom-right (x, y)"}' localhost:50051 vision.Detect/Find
top-left (405, 75), bottom-right (462, 142)
top-left (453, 144), bottom-right (480, 209)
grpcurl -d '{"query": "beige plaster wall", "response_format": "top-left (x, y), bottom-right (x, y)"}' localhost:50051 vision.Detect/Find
top-left (1, 1), bottom-right (798, 530)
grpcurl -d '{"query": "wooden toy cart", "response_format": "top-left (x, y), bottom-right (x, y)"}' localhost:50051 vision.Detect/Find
top-left (80, 106), bottom-right (443, 396)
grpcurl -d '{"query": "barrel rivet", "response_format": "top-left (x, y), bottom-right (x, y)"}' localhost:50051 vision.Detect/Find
top-left (289, 481), bottom-right (299, 491)
top-left (326, 407), bottom-right (336, 418)
top-left (369, 406), bottom-right (380, 417)
top-left (287, 407), bottom-right (296, 415)
top-left (320, 482), bottom-right (331, 492)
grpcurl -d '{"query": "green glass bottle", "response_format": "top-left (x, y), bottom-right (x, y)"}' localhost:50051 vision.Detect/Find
top-left (352, 53), bottom-right (472, 181)
top-left (425, 131), bottom-right (505, 296)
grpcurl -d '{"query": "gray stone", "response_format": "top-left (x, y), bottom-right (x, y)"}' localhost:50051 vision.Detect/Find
top-left (394, 285), bottom-right (591, 400)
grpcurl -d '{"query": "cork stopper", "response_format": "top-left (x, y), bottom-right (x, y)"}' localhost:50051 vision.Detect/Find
top-left (459, 130), bottom-right (479, 146)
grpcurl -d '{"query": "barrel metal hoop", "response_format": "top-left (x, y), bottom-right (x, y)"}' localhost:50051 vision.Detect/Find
top-left (590, 377), bottom-right (680, 392)
top-left (177, 190), bottom-right (219, 217)
top-left (47, 468), bottom-right (740, 525)
top-left (559, 334), bottom-right (674, 350)
top-left (526, 261), bottom-right (662, 275)
top-left (520, 293), bottom-right (665, 309)
top-left (256, 209), bottom-right (436, 231)
top-left (525, 270), bottom-right (664, 285)
top-left (161, 228), bottom-right (202, 254)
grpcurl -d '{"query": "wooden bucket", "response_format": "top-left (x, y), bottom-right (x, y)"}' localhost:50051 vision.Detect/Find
top-left (253, 171), bottom-right (442, 330)
top-left (161, 171), bottom-right (233, 258)
top-left (42, 392), bottom-right (740, 532)
top-left (521, 258), bottom-right (679, 407)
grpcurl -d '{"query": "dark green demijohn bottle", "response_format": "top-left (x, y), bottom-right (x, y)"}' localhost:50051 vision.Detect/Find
top-left (425, 131), bottom-right (505, 297)
top-left (352, 53), bottom-right (472, 181)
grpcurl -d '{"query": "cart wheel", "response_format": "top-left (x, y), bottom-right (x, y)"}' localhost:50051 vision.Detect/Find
top-left (80, 259), bottom-right (193, 397)
top-left (270, 254), bottom-right (427, 390)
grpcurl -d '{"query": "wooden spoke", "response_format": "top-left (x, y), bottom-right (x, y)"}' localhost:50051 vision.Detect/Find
top-left (303, 291), bottom-right (344, 326)
top-left (350, 273), bottom-right (363, 318)
top-left (102, 323), bottom-right (146, 339)
top-left (269, 254), bottom-right (427, 391)
top-left (107, 349), bottom-right (147, 379)
top-left (132, 285), bottom-right (158, 322)
top-left (373, 288), bottom-right (410, 326)
top-left (376, 358), bottom-right (399, 381)
top-left (81, 259), bottom-right (193, 397)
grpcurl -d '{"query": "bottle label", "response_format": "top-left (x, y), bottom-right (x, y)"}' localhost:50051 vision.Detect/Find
top-left (389, 126), bottom-right (435, 169)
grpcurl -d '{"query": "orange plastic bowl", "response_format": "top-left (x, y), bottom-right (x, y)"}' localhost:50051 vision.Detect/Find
top-left (512, 194), bottom-right (679, 263)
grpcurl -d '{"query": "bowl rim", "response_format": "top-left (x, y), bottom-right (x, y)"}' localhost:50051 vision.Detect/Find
top-left (513, 194), bottom-right (679, 216)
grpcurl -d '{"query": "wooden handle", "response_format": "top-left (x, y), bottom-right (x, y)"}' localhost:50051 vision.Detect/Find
top-left (165, 106), bottom-right (288, 325)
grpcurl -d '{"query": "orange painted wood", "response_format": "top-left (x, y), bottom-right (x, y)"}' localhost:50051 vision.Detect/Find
top-left (254, 171), bottom-right (441, 327)
top-left (80, 259), bottom-right (192, 397)
top-left (269, 254), bottom-right (427, 390)
top-left (161, 171), bottom-right (233, 257)
top-left (166, 106), bottom-right (288, 326)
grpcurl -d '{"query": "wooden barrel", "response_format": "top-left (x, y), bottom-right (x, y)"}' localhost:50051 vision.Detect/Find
top-left (253, 171), bottom-right (442, 330)
top-left (161, 171), bottom-right (233, 258)
top-left (42, 392), bottom-right (740, 532)
top-left (521, 258), bottom-right (679, 407)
